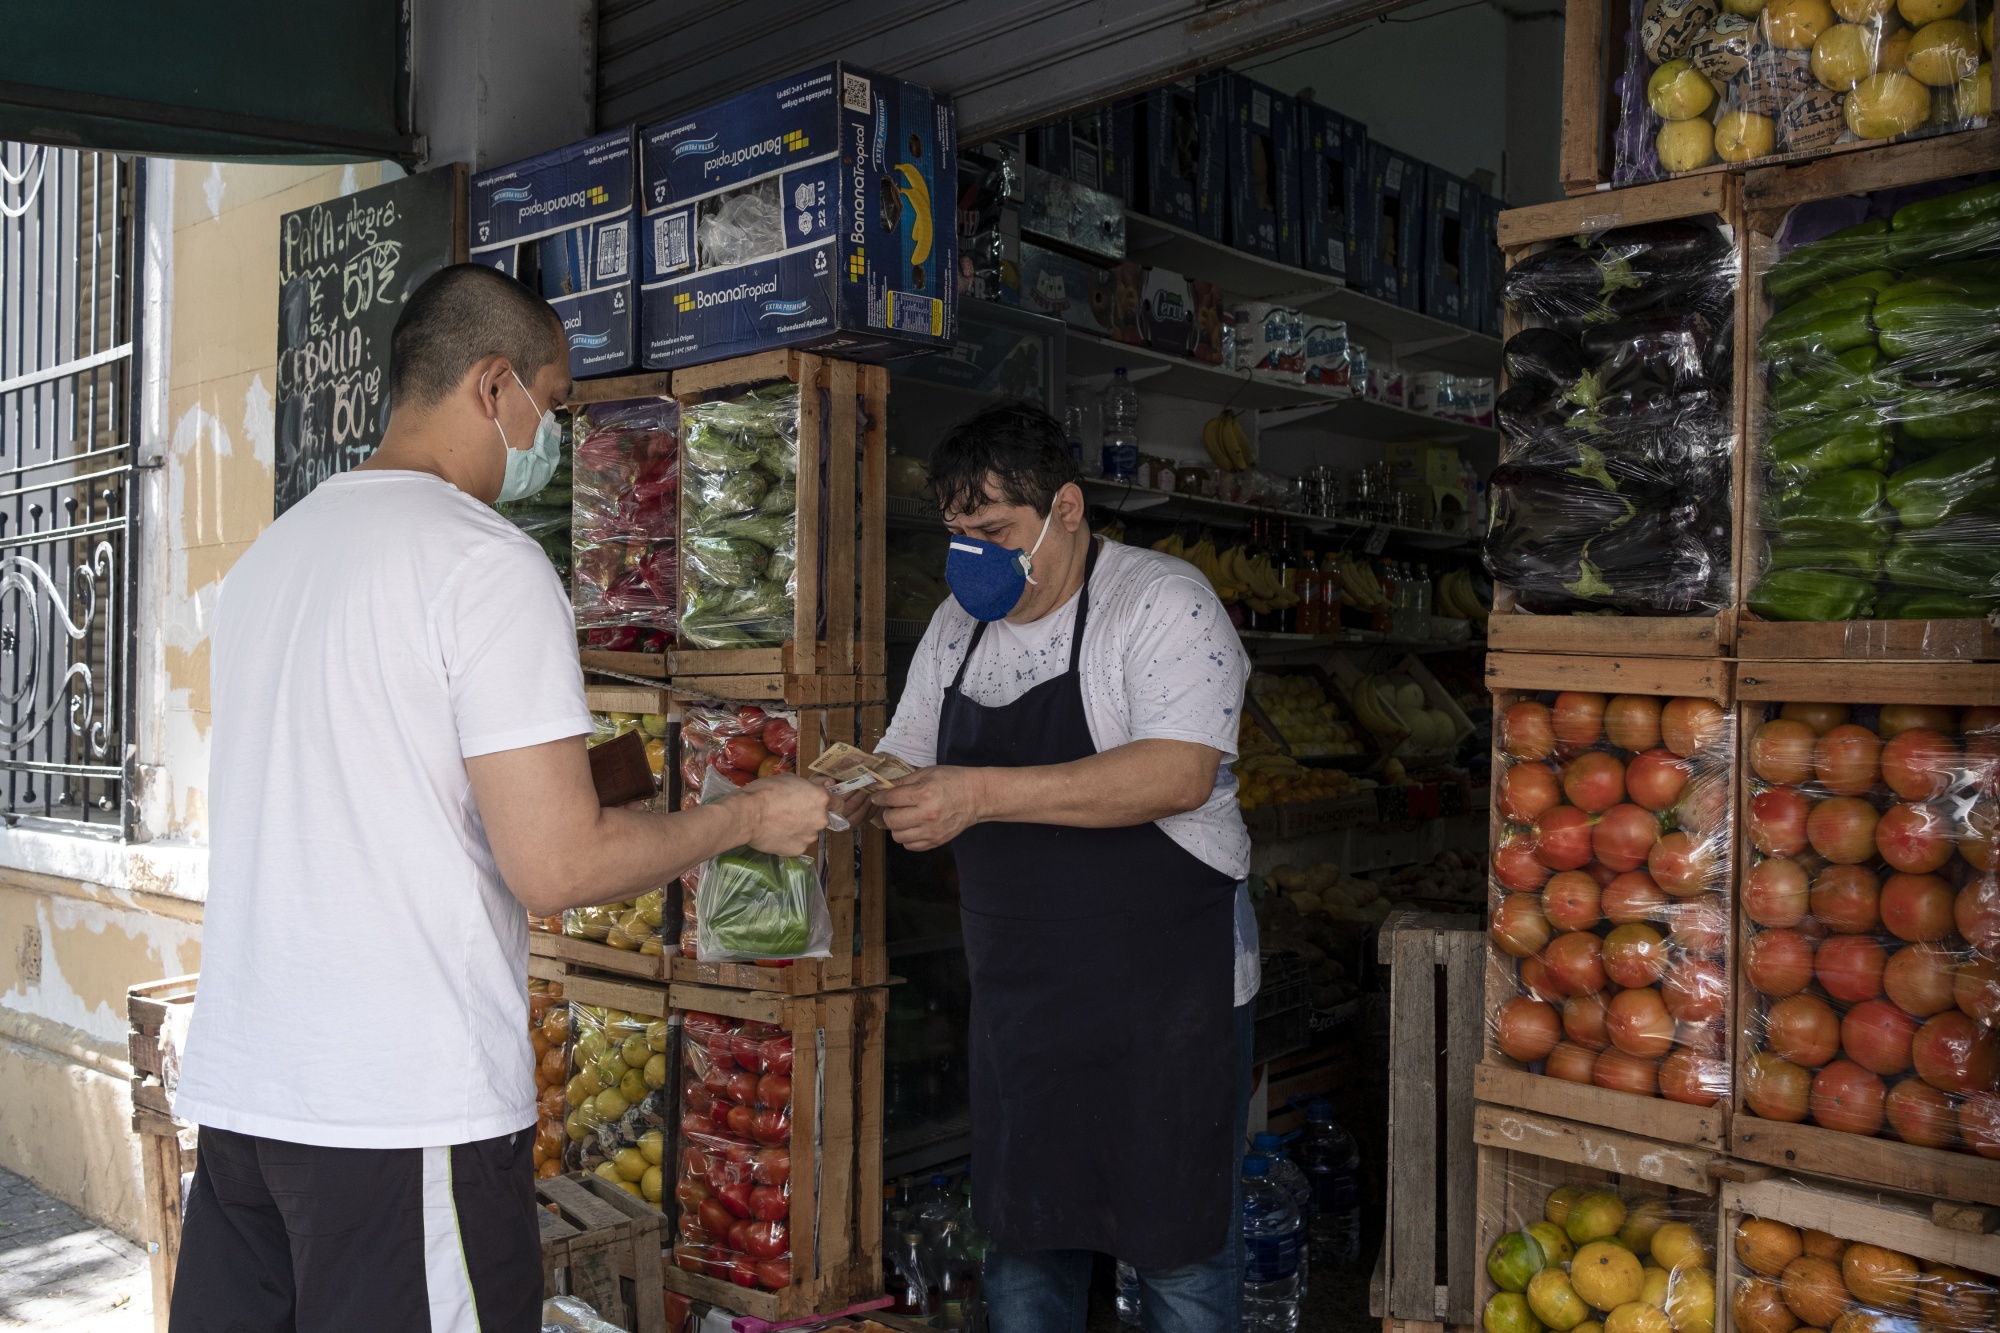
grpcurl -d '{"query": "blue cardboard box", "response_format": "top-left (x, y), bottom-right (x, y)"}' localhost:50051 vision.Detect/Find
top-left (1477, 191), bottom-right (1504, 335)
top-left (1221, 73), bottom-right (1299, 264)
top-left (1297, 103), bottom-right (1368, 284)
top-left (1029, 106), bottom-right (1133, 201)
top-left (470, 127), bottom-right (640, 378)
top-left (1365, 143), bottom-right (1426, 311)
top-left (1423, 168), bottom-right (1473, 325)
top-left (1133, 76), bottom-right (1225, 240)
top-left (637, 63), bottom-right (957, 371)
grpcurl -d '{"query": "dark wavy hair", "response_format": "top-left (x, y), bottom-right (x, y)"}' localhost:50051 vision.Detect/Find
top-left (928, 400), bottom-right (1081, 519)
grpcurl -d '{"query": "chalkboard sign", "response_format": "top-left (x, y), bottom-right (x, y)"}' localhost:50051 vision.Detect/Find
top-left (274, 165), bottom-right (466, 516)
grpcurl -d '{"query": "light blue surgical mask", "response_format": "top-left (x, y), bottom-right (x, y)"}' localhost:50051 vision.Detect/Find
top-left (494, 371), bottom-right (561, 503)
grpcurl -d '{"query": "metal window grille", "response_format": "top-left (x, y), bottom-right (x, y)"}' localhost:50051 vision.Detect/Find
top-left (0, 143), bottom-right (136, 832)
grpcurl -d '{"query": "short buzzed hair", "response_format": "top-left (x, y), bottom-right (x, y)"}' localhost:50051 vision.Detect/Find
top-left (389, 263), bottom-right (568, 412)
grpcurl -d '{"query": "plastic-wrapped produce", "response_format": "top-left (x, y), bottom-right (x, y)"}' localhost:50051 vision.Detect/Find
top-left (676, 704), bottom-right (806, 962)
top-left (670, 1008), bottom-right (795, 1292)
top-left (530, 979), bottom-right (571, 1179)
top-left (564, 713), bottom-right (669, 952)
top-left (497, 418), bottom-right (573, 582)
top-left (1480, 1160), bottom-right (1717, 1333)
top-left (1612, 0), bottom-right (1993, 185)
top-left (1749, 178), bottom-right (2000, 624)
top-left (563, 1001), bottom-right (671, 1200)
top-left (679, 382), bottom-right (801, 649)
top-left (1489, 690), bottom-right (1735, 1108)
top-left (1739, 698), bottom-right (2000, 1153)
top-left (572, 399), bottom-right (678, 631)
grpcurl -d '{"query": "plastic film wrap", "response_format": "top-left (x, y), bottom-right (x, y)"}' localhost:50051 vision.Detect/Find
top-left (1749, 178), bottom-right (2000, 623)
top-left (679, 382), bottom-right (800, 650)
top-left (530, 978), bottom-right (571, 1179)
top-left (669, 1008), bottom-right (796, 1293)
top-left (572, 399), bottom-right (678, 634)
top-left (1487, 221), bottom-right (1737, 616)
top-left (1739, 699), bottom-right (2000, 1152)
top-left (562, 1001), bottom-right (672, 1194)
top-left (1489, 691), bottom-right (1736, 1107)
top-left (1612, 0), bottom-right (1993, 186)
top-left (1727, 1198), bottom-right (1998, 1333)
top-left (1480, 1162), bottom-right (1717, 1333)
top-left (561, 713), bottom-right (669, 952)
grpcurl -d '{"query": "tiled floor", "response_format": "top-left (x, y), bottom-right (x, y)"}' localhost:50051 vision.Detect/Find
top-left (0, 1167), bottom-right (151, 1331)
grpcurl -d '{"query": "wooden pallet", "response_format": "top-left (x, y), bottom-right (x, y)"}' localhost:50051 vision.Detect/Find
top-left (538, 1173), bottom-right (668, 1333)
top-left (128, 976), bottom-right (199, 1333)
top-left (660, 982), bottom-right (887, 1323)
top-left (1492, 177), bottom-right (1747, 656)
top-left (1734, 131), bottom-right (2000, 663)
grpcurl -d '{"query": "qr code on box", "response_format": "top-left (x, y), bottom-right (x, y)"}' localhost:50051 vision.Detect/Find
top-left (842, 72), bottom-right (871, 113)
top-left (651, 213), bottom-right (690, 274)
top-left (595, 221), bottom-right (628, 281)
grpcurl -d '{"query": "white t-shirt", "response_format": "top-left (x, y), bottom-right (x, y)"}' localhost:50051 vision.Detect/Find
top-left (880, 537), bottom-right (1260, 1003)
top-left (174, 471), bottom-right (594, 1149)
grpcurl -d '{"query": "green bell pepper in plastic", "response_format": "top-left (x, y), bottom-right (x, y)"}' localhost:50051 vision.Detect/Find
top-left (1766, 544), bottom-right (1882, 577)
top-left (1775, 467), bottom-right (1890, 526)
top-left (700, 850), bottom-right (814, 958)
top-left (1764, 287), bottom-right (1875, 339)
top-left (1877, 588), bottom-right (1996, 618)
top-left (1897, 386), bottom-right (2000, 439)
top-left (1759, 303), bottom-right (1877, 364)
top-left (1770, 420), bottom-right (1894, 477)
top-left (1748, 568), bottom-right (1878, 622)
top-left (1874, 291), bottom-right (2000, 359)
top-left (1767, 221), bottom-right (1892, 301)
top-left (1887, 443), bottom-right (2000, 528)
top-left (1812, 268), bottom-right (1899, 300)
top-left (1769, 346), bottom-right (1892, 419)
top-left (1882, 541), bottom-right (2000, 596)
top-left (1893, 182), bottom-right (2000, 232)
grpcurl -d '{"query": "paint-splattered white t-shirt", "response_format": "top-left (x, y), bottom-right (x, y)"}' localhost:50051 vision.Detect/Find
top-left (880, 537), bottom-right (1259, 1003)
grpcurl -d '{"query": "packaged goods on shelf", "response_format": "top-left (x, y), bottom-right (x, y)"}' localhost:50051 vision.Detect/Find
top-left (1017, 242), bottom-right (1139, 341)
top-left (677, 380), bottom-right (800, 651)
top-left (562, 1001), bottom-right (672, 1196)
top-left (1219, 72), bottom-right (1301, 264)
top-left (1488, 218), bottom-right (1737, 616)
top-left (1425, 168), bottom-right (1476, 325)
top-left (1301, 316), bottom-right (1352, 390)
top-left (1028, 105), bottom-right (1134, 200)
top-left (1136, 267), bottom-right (1222, 359)
top-left (1746, 177), bottom-right (2000, 627)
top-left (1133, 76), bottom-right (1226, 240)
top-left (1737, 696), bottom-right (2000, 1157)
top-left (1227, 300), bottom-right (1306, 382)
top-left (1365, 143), bottom-right (1427, 309)
top-left (530, 979), bottom-right (572, 1179)
top-left (636, 63), bottom-right (955, 370)
top-left (470, 128), bottom-right (639, 378)
top-left (1020, 164), bottom-right (1127, 262)
top-left (1612, 0), bottom-right (1992, 185)
top-left (572, 398), bottom-right (678, 633)
top-left (1297, 101), bottom-right (1370, 282)
top-left (1488, 688), bottom-right (1736, 1116)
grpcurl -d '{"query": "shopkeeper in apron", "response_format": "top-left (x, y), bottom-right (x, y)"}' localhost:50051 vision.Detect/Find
top-left (838, 402), bottom-right (1259, 1333)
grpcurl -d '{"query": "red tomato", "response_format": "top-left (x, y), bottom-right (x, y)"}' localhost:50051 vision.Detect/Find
top-left (757, 1073), bottom-right (792, 1111)
top-left (1562, 751), bottom-right (1627, 814)
top-left (1957, 954), bottom-right (2000, 1026)
top-left (1881, 728), bottom-right (1958, 801)
top-left (1956, 871), bottom-right (2000, 951)
top-left (755, 1257), bottom-right (792, 1290)
top-left (1885, 1077), bottom-right (1958, 1148)
top-left (676, 1178), bottom-right (712, 1211)
top-left (1914, 1011), bottom-right (2000, 1095)
top-left (1534, 806), bottom-right (1596, 871)
top-left (1810, 1059), bottom-right (1886, 1135)
top-left (1647, 830), bottom-right (1712, 898)
top-left (1592, 804), bottom-right (1661, 874)
top-left (763, 1035), bottom-right (794, 1076)
top-left (1604, 695), bottom-right (1664, 752)
top-left (751, 1109), bottom-right (789, 1145)
top-left (700, 1198), bottom-right (736, 1235)
top-left (1601, 923), bottom-right (1668, 988)
top-left (1498, 762), bottom-right (1562, 824)
top-left (1541, 871), bottom-right (1603, 933)
top-left (1562, 991), bottom-right (1611, 1050)
top-left (745, 1220), bottom-right (788, 1260)
top-left (1546, 1041), bottom-right (1599, 1084)
top-left (1809, 864), bottom-right (1880, 934)
top-left (736, 706), bottom-right (770, 735)
top-left (1885, 943), bottom-right (1959, 1018)
top-left (1625, 748), bottom-right (1690, 812)
top-left (718, 1181), bottom-right (754, 1219)
top-left (729, 1219), bottom-right (754, 1254)
top-left (1817, 935), bottom-right (1887, 1004)
top-left (1494, 834), bottom-right (1553, 892)
top-left (752, 1148), bottom-right (791, 1187)
top-left (730, 1261), bottom-right (760, 1288)
top-left (1502, 702), bottom-right (1556, 760)
top-left (1877, 805), bottom-right (1955, 876)
top-left (1543, 929), bottom-right (1606, 995)
top-left (1813, 724), bottom-right (1882, 795)
top-left (1492, 894), bottom-right (1552, 959)
top-left (1879, 703), bottom-right (1954, 738)
top-left (1592, 1048), bottom-right (1660, 1097)
top-left (1747, 928), bottom-right (1816, 998)
top-left (1880, 872), bottom-right (1955, 942)
top-left (1661, 697), bottom-right (1725, 759)
top-left (1519, 955), bottom-right (1563, 1003)
top-left (1807, 796), bottom-right (1881, 865)
top-left (762, 718), bottom-right (798, 757)
top-left (1605, 987), bottom-right (1675, 1060)
top-left (726, 1104), bottom-right (755, 1138)
top-left (749, 1184), bottom-right (789, 1221)
top-left (677, 1213), bottom-right (711, 1245)
top-left (684, 1081), bottom-right (715, 1118)
top-left (1552, 692), bottom-right (1607, 747)
top-left (723, 735), bottom-right (771, 772)
top-left (1767, 994), bottom-right (1841, 1068)
top-left (1744, 1052), bottom-right (1811, 1123)
top-left (673, 1242), bottom-right (707, 1274)
top-left (1669, 892), bottom-right (1727, 957)
top-left (682, 1146), bottom-right (712, 1179)
top-left (757, 755), bottom-right (788, 779)
top-left (681, 1112), bottom-right (716, 1138)
top-left (1751, 720), bottom-right (1818, 785)
top-left (707, 1033), bottom-right (739, 1069)
top-left (1496, 997), bottom-right (1562, 1063)
top-left (1602, 870), bottom-right (1669, 925)
top-left (1959, 1092), bottom-right (2000, 1159)
top-left (1663, 957), bottom-right (1726, 1023)
top-left (1748, 788), bottom-right (1811, 858)
top-left (684, 1011), bottom-right (729, 1039)
top-left (726, 1070), bottom-right (759, 1104)
top-left (1658, 1048), bottom-right (1727, 1107)
top-left (1842, 998), bottom-right (1919, 1076)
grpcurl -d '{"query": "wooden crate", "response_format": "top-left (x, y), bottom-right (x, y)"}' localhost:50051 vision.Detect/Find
top-left (1734, 131), bottom-right (2000, 662)
top-left (1328, 652), bottom-right (1476, 765)
top-left (1377, 911), bottom-right (1484, 1327)
top-left (539, 1172), bottom-right (668, 1333)
top-left (1558, 0), bottom-right (2000, 196)
top-left (1491, 177), bottom-right (1747, 657)
top-left (1481, 654), bottom-right (1735, 1150)
top-left (667, 349), bottom-right (888, 684)
top-left (1728, 661), bottom-right (2000, 1203)
top-left (660, 981), bottom-right (887, 1323)
top-left (129, 974), bottom-right (199, 1333)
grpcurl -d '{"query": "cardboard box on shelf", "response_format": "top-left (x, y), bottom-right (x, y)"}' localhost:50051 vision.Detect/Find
top-left (1221, 72), bottom-right (1300, 264)
top-left (1017, 242), bottom-right (1139, 343)
top-left (471, 128), bottom-right (641, 379)
top-left (1133, 76), bottom-right (1226, 240)
top-left (1297, 101), bottom-right (1369, 284)
top-left (1424, 168), bottom-right (1473, 325)
top-left (1365, 143), bottom-right (1426, 311)
top-left (1020, 164), bottom-right (1126, 262)
top-left (636, 63), bottom-right (956, 371)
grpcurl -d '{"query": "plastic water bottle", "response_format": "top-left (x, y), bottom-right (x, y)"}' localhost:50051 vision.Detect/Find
top-left (1253, 1132), bottom-right (1313, 1299)
top-left (1100, 368), bottom-right (1139, 480)
top-left (1241, 1156), bottom-right (1302, 1333)
top-left (1114, 1260), bottom-right (1143, 1326)
top-left (1294, 1096), bottom-right (1361, 1268)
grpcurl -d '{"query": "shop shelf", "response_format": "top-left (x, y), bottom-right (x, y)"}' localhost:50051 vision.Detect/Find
top-left (1078, 478), bottom-right (1474, 550)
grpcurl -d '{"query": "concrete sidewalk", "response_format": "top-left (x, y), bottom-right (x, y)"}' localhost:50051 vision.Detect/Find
top-left (0, 1166), bottom-right (151, 1330)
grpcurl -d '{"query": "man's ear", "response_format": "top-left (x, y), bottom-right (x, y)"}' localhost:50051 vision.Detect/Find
top-left (1056, 480), bottom-right (1086, 532)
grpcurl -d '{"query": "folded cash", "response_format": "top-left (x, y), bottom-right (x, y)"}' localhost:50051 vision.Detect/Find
top-left (807, 741), bottom-right (916, 790)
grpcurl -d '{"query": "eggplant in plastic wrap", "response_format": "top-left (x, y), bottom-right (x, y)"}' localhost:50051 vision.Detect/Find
top-left (1501, 222), bottom-right (1733, 330)
top-left (1502, 327), bottom-right (1586, 396)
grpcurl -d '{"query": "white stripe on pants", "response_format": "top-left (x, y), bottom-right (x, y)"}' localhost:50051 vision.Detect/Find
top-left (422, 1145), bottom-right (481, 1333)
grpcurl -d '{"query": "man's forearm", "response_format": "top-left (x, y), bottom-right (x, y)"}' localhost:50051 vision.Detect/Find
top-left (545, 796), bottom-right (759, 911)
top-left (969, 739), bottom-right (1217, 828)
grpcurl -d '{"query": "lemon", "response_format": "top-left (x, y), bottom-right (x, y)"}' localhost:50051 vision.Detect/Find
top-left (637, 889), bottom-right (665, 927)
top-left (1531, 1269), bottom-right (1593, 1331)
top-left (565, 1071), bottom-right (600, 1107)
top-left (1530, 1220), bottom-right (1576, 1267)
top-left (593, 1087), bottom-right (630, 1119)
top-left (618, 1179), bottom-right (643, 1197)
top-left (620, 1034), bottom-right (651, 1069)
top-left (1716, 109), bottom-right (1778, 157)
top-left (574, 1030), bottom-right (608, 1064)
top-left (1546, 1187), bottom-right (1585, 1228)
top-left (564, 1109), bottom-right (592, 1142)
top-left (605, 923), bottom-right (638, 951)
top-left (611, 1145), bottom-right (648, 1181)
top-left (1657, 117), bottom-right (1718, 170)
top-left (639, 1129), bottom-right (664, 1165)
top-left (1908, 18), bottom-right (1981, 81)
top-left (1492, 1231), bottom-right (1550, 1293)
top-left (646, 1019), bottom-right (669, 1053)
top-left (1835, 0), bottom-right (1894, 18)
top-left (1959, 60), bottom-right (1993, 114)
top-left (1880, 24), bottom-right (1916, 68)
top-left (1847, 69), bottom-right (1934, 131)
top-left (1726, 0), bottom-right (1769, 12)
top-left (1814, 22), bottom-right (1880, 85)
top-left (594, 1160), bottom-right (623, 1184)
top-left (1567, 1193), bottom-right (1629, 1245)
top-left (1650, 58), bottom-right (1720, 117)
top-left (644, 1052), bottom-right (669, 1089)
top-left (1641, 1266), bottom-right (1673, 1310)
top-left (642, 1164), bottom-right (663, 1203)
top-left (595, 1053), bottom-right (629, 1088)
top-left (1487, 1292), bottom-right (1548, 1333)
top-left (1899, 0), bottom-right (1964, 22)
top-left (1617, 1200), bottom-right (1672, 1254)
top-left (1666, 1268), bottom-right (1717, 1333)
top-left (1767, 0), bottom-right (1839, 46)
top-left (618, 1070), bottom-right (648, 1105)
top-left (1652, 1222), bottom-right (1712, 1272)
top-left (1577, 1323), bottom-right (1606, 1333)
top-left (1574, 1242), bottom-right (1647, 1311)
top-left (1607, 1302), bottom-right (1675, 1333)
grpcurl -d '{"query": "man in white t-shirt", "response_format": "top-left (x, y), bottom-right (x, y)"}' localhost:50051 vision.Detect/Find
top-left (170, 265), bottom-right (827, 1333)
top-left (836, 402), bottom-right (1257, 1333)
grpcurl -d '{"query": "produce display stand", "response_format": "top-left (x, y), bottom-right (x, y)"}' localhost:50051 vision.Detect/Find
top-left (1327, 652), bottom-right (1477, 764)
top-left (657, 980), bottom-right (888, 1324)
top-left (1734, 132), bottom-right (2000, 662)
top-left (538, 1173), bottom-right (668, 1333)
top-left (128, 975), bottom-right (198, 1333)
top-left (1479, 652), bottom-right (1736, 1150)
top-left (1489, 176), bottom-right (1749, 658)
top-left (1728, 660), bottom-right (2000, 1204)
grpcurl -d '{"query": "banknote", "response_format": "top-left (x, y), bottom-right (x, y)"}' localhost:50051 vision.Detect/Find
top-left (807, 741), bottom-right (916, 791)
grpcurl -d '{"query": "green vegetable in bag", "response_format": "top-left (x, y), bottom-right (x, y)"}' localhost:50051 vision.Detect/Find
top-left (1877, 588), bottom-right (1996, 618)
top-left (1886, 443), bottom-right (2000, 529)
top-left (685, 536), bottom-right (769, 588)
top-left (1874, 291), bottom-right (2000, 360)
top-left (1882, 541), bottom-right (2000, 596)
top-left (1774, 467), bottom-right (1890, 527)
top-left (711, 469), bottom-right (768, 513)
top-left (707, 513), bottom-right (793, 550)
top-left (683, 422), bottom-right (764, 472)
top-left (758, 480), bottom-right (797, 516)
top-left (1748, 568), bottom-right (1878, 622)
top-left (757, 430), bottom-right (798, 479)
top-left (1766, 545), bottom-right (1881, 577)
top-left (1770, 346), bottom-right (1894, 420)
top-left (1769, 410), bottom-right (1893, 477)
top-left (1767, 221), bottom-right (1892, 301)
top-left (701, 850), bottom-right (813, 958)
top-left (1893, 183), bottom-right (2000, 232)
top-left (1898, 386), bottom-right (2000, 439)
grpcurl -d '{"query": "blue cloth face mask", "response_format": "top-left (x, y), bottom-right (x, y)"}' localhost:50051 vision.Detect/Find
top-left (493, 371), bottom-right (561, 503)
top-left (945, 507), bottom-right (1056, 622)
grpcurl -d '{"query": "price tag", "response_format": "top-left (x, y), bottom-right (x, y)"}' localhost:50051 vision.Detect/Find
top-left (1364, 525), bottom-right (1390, 555)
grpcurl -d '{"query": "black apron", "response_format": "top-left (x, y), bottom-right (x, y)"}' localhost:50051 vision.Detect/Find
top-left (938, 537), bottom-right (1238, 1270)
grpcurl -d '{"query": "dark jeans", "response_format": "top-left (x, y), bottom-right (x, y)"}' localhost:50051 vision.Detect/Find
top-left (983, 999), bottom-right (1257, 1333)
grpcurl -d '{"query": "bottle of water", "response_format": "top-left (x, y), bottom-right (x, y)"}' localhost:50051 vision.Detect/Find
top-left (888, 1228), bottom-right (940, 1322)
top-left (913, 1174), bottom-right (960, 1244)
top-left (1241, 1156), bottom-right (1302, 1333)
top-left (935, 1220), bottom-right (980, 1331)
top-left (1100, 368), bottom-right (1139, 481)
top-left (1114, 1260), bottom-right (1142, 1326)
top-left (1414, 563), bottom-right (1434, 641)
top-left (1253, 1132), bottom-right (1313, 1299)
top-left (1063, 404), bottom-right (1087, 470)
top-left (1294, 1096), bottom-right (1361, 1268)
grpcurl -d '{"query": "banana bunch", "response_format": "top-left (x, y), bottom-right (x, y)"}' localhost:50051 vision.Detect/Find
top-left (1152, 532), bottom-right (1298, 615)
top-left (1348, 673), bottom-right (1410, 741)
top-left (1333, 553), bottom-right (1392, 614)
top-left (1434, 567), bottom-right (1489, 629)
top-left (1201, 410), bottom-right (1253, 472)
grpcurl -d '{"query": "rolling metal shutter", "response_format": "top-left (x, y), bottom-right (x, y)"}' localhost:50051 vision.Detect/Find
top-left (598, 0), bottom-right (1409, 141)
